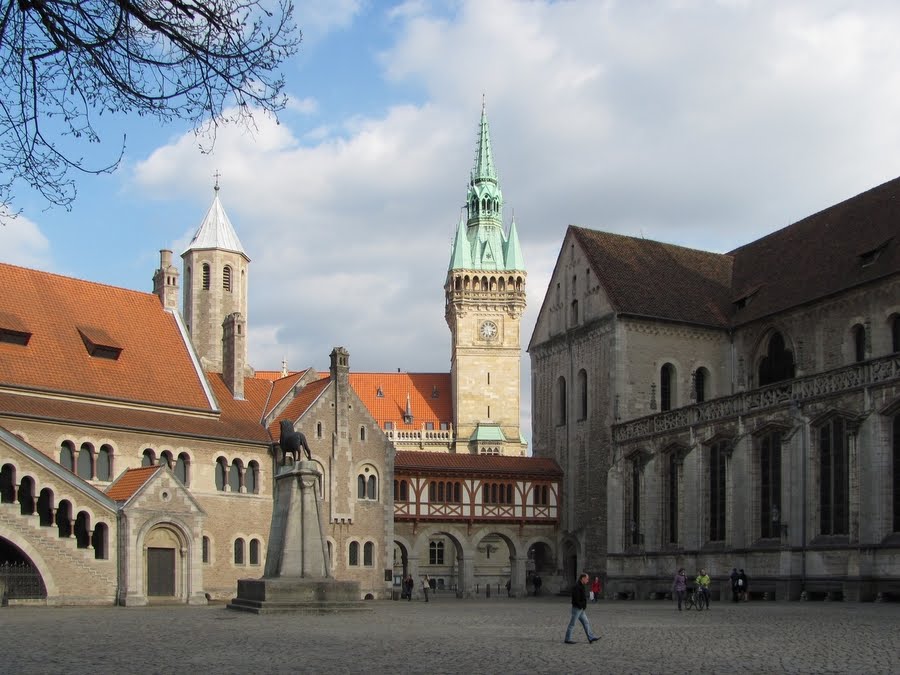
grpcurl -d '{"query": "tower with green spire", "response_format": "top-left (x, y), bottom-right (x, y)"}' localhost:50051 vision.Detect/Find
top-left (445, 105), bottom-right (527, 456)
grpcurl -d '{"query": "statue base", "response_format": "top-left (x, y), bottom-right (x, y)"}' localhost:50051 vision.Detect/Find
top-left (227, 577), bottom-right (370, 614)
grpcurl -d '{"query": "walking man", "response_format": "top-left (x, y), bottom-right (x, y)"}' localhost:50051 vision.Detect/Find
top-left (564, 572), bottom-right (600, 644)
top-left (421, 575), bottom-right (430, 602)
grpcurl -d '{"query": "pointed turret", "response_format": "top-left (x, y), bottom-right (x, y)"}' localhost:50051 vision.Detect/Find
top-left (449, 213), bottom-right (472, 271)
top-left (503, 217), bottom-right (526, 271)
top-left (472, 103), bottom-right (498, 184)
top-left (184, 187), bottom-right (248, 258)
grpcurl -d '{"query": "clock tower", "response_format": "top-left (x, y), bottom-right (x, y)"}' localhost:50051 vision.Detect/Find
top-left (445, 105), bottom-right (527, 455)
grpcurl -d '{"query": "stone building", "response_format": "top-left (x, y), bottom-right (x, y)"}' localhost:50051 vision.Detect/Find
top-left (529, 176), bottom-right (900, 600)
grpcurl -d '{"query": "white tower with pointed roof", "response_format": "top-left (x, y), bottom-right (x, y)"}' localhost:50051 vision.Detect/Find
top-left (182, 184), bottom-right (250, 374)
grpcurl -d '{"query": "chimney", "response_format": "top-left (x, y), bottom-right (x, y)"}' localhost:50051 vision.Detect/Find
top-left (223, 312), bottom-right (246, 400)
top-left (152, 249), bottom-right (180, 310)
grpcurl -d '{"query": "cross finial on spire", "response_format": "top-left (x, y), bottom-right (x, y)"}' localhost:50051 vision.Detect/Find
top-left (213, 170), bottom-right (221, 192)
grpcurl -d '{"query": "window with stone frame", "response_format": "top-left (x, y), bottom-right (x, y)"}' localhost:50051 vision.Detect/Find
top-left (577, 369), bottom-right (588, 420)
top-left (202, 536), bottom-right (210, 564)
top-left (758, 332), bottom-right (795, 386)
top-left (694, 368), bottom-right (709, 404)
top-left (429, 540), bottom-right (444, 565)
top-left (660, 363), bottom-right (675, 411)
top-left (852, 323), bottom-right (866, 363)
top-left (664, 449), bottom-right (682, 545)
top-left (174, 452), bottom-right (189, 486)
top-left (96, 445), bottom-right (113, 481)
top-left (215, 457), bottom-right (227, 491)
top-left (349, 541), bottom-right (359, 566)
top-left (363, 541), bottom-right (374, 567)
top-left (77, 442), bottom-right (94, 479)
top-left (59, 440), bottom-right (75, 471)
top-left (758, 430), bottom-right (783, 539)
top-left (234, 538), bottom-right (245, 565)
top-left (818, 417), bottom-right (850, 536)
top-left (893, 414), bottom-right (900, 533)
top-left (202, 263), bottom-right (210, 290)
top-left (708, 440), bottom-right (729, 542)
top-left (249, 538), bottom-right (260, 565)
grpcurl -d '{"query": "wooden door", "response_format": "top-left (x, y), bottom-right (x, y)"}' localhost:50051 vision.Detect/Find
top-left (147, 547), bottom-right (175, 596)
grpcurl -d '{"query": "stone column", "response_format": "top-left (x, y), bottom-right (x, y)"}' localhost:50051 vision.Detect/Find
top-left (459, 555), bottom-right (475, 598)
top-left (511, 555), bottom-right (528, 598)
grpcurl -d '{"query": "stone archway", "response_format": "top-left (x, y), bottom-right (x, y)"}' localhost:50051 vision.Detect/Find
top-left (412, 526), bottom-right (470, 598)
top-left (0, 536), bottom-right (48, 601)
top-left (143, 525), bottom-right (185, 602)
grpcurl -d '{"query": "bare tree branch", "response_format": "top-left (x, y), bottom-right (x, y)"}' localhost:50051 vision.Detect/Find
top-left (0, 0), bottom-right (300, 214)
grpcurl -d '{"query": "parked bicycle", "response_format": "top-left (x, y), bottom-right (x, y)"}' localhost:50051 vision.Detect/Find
top-left (684, 586), bottom-right (706, 611)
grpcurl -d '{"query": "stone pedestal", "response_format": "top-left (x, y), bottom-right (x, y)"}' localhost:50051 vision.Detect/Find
top-left (228, 461), bottom-right (368, 614)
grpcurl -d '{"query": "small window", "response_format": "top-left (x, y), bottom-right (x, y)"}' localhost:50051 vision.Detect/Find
top-left (58, 441), bottom-right (74, 472)
top-left (202, 536), bottom-right (210, 564)
top-left (249, 538), bottom-right (261, 565)
top-left (316, 422), bottom-right (323, 439)
top-left (360, 427), bottom-right (366, 442)
top-left (349, 541), bottom-right (359, 566)
top-left (246, 461), bottom-right (259, 494)
top-left (363, 541), bottom-right (374, 567)
top-left (223, 265), bottom-right (233, 292)
top-left (215, 457), bottom-right (228, 491)
top-left (174, 452), bottom-right (189, 485)
top-left (202, 263), bottom-right (211, 290)
top-left (77, 443), bottom-right (94, 479)
top-left (141, 448), bottom-right (155, 467)
top-left (852, 323), bottom-right (866, 362)
top-left (425, 422), bottom-right (434, 431)
top-left (384, 421), bottom-right (394, 431)
top-left (96, 445), bottom-right (112, 481)
top-left (234, 538), bottom-right (245, 565)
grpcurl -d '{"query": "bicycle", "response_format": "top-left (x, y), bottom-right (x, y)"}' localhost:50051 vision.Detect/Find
top-left (684, 586), bottom-right (706, 611)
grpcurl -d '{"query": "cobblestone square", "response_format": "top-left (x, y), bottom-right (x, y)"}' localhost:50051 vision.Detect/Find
top-left (2, 596), bottom-right (898, 674)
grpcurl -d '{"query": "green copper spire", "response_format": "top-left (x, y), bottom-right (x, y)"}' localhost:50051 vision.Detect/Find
top-left (448, 104), bottom-right (526, 274)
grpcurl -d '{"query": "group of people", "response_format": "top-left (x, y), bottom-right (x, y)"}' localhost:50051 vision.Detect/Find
top-left (672, 567), bottom-right (751, 609)
top-left (399, 574), bottom-right (433, 602)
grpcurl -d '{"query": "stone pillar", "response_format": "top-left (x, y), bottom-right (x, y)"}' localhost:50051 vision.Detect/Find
top-left (459, 555), bottom-right (475, 598)
top-left (407, 556), bottom-right (420, 599)
top-left (511, 555), bottom-right (528, 598)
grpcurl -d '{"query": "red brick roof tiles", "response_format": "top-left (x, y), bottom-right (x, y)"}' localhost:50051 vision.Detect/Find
top-left (266, 377), bottom-right (330, 437)
top-left (106, 465), bottom-right (161, 501)
top-left (350, 373), bottom-right (452, 430)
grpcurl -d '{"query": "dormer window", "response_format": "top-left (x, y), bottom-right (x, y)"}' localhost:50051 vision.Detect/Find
top-left (77, 326), bottom-right (122, 360)
top-left (431, 385), bottom-right (439, 399)
top-left (733, 285), bottom-right (761, 310)
top-left (858, 239), bottom-right (891, 267)
top-left (0, 311), bottom-right (31, 346)
top-left (376, 387), bottom-right (384, 398)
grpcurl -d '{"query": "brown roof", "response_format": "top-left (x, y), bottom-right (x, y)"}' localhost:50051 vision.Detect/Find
top-left (395, 451), bottom-right (562, 478)
top-left (106, 465), bottom-right (161, 501)
top-left (350, 373), bottom-right (452, 430)
top-left (266, 377), bottom-right (330, 437)
top-left (0, 263), bottom-right (211, 409)
top-left (729, 176), bottom-right (900, 325)
top-left (570, 227), bottom-right (734, 327)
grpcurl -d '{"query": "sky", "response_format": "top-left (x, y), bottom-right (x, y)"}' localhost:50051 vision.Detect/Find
top-left (4, 0), bottom-right (900, 451)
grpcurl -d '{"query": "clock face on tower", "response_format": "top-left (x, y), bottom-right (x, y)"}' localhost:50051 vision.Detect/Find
top-left (480, 320), bottom-right (498, 340)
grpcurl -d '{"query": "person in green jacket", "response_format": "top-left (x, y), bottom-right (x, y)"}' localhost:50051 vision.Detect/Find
top-left (695, 569), bottom-right (711, 609)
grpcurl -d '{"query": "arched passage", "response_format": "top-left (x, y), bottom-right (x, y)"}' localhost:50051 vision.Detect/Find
top-left (0, 536), bottom-right (48, 600)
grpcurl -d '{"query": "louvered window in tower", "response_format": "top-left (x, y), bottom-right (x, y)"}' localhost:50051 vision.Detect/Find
top-left (223, 265), bottom-right (232, 292)
top-left (202, 263), bottom-right (211, 290)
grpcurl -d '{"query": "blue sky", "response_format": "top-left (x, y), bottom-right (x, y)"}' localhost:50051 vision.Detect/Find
top-left (4, 0), bottom-right (900, 450)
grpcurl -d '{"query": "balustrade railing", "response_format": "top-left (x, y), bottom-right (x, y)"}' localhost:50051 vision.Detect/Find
top-left (613, 354), bottom-right (900, 443)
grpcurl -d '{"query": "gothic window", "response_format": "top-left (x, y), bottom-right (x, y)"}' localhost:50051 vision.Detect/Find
top-left (758, 332), bottom-right (795, 386)
top-left (234, 538), bottom-right (245, 565)
top-left (429, 540), bottom-right (444, 565)
top-left (59, 441), bottom-right (75, 471)
top-left (175, 452), bottom-right (190, 485)
top-left (556, 376), bottom-right (567, 425)
top-left (202, 536), bottom-right (210, 564)
top-left (630, 460), bottom-right (642, 546)
top-left (709, 440), bottom-right (729, 542)
top-left (893, 415), bottom-right (899, 532)
top-left (349, 541), bottom-right (359, 566)
top-left (694, 368), bottom-right (709, 404)
top-left (357, 468), bottom-right (378, 500)
top-left (660, 363), bottom-right (675, 412)
top-left (246, 461), bottom-right (259, 494)
top-left (249, 538), bottom-right (260, 565)
top-left (759, 431), bottom-right (782, 539)
top-left (215, 457), bottom-right (228, 491)
top-left (202, 263), bottom-right (211, 290)
top-left (666, 452), bottom-right (679, 545)
top-left (141, 448), bottom-right (155, 467)
top-left (77, 443), bottom-right (94, 479)
top-left (223, 265), bottom-right (232, 292)
top-left (852, 323), bottom-right (866, 362)
top-left (97, 445), bottom-right (112, 481)
top-left (363, 542), bottom-right (374, 567)
top-left (819, 417), bottom-right (849, 535)
top-left (577, 369), bottom-right (588, 420)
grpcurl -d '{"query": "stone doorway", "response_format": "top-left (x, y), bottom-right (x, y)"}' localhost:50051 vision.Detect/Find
top-left (147, 547), bottom-right (175, 597)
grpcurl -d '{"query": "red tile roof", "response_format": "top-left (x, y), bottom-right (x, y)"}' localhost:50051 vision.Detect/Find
top-left (350, 373), bottom-right (452, 430)
top-left (266, 377), bottom-right (330, 437)
top-left (0, 263), bottom-right (212, 410)
top-left (395, 451), bottom-right (562, 478)
top-left (106, 465), bottom-right (161, 501)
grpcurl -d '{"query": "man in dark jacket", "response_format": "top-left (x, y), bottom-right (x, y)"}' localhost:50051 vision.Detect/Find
top-left (564, 572), bottom-right (600, 644)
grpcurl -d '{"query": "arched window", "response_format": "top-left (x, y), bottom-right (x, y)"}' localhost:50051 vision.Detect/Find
top-left (758, 332), bottom-right (795, 386)
top-left (246, 461), bottom-right (259, 494)
top-left (349, 541), bottom-right (359, 566)
top-left (249, 538), bottom-right (261, 565)
top-left (660, 363), bottom-right (675, 412)
top-left (202, 263), bottom-right (211, 290)
top-left (37, 488), bottom-right (54, 526)
top-left (367, 475), bottom-right (376, 500)
top-left (223, 265), bottom-right (232, 292)
top-left (93, 522), bottom-right (108, 560)
top-left (215, 457), bottom-right (228, 491)
top-left (394, 479), bottom-right (408, 502)
top-left (358, 469), bottom-right (377, 500)
top-left (56, 499), bottom-right (73, 538)
top-left (0, 464), bottom-right (15, 503)
top-left (429, 540), bottom-right (444, 565)
top-left (18, 476), bottom-right (35, 516)
top-left (852, 323), bottom-right (866, 362)
top-left (159, 450), bottom-right (173, 469)
top-left (556, 376), bottom-right (567, 425)
top-left (202, 536), bottom-right (210, 564)
top-left (97, 445), bottom-right (112, 481)
top-left (77, 443), bottom-right (94, 479)
top-left (709, 440), bottom-right (729, 542)
top-left (74, 511), bottom-right (91, 548)
top-left (234, 538), bottom-right (245, 565)
top-left (228, 460), bottom-right (242, 493)
top-left (570, 299), bottom-right (579, 326)
top-left (694, 368), bottom-right (709, 404)
top-left (59, 441), bottom-right (75, 471)
top-left (358, 475), bottom-right (366, 499)
top-left (577, 369), bottom-right (588, 420)
top-left (363, 541), bottom-right (374, 567)
top-left (174, 452), bottom-right (189, 485)
top-left (141, 448), bottom-right (155, 467)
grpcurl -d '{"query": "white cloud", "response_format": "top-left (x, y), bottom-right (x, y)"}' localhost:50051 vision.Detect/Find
top-left (0, 214), bottom-right (52, 270)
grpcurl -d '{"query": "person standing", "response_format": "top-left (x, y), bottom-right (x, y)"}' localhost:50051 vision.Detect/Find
top-left (738, 569), bottom-right (748, 601)
top-left (695, 569), bottom-right (711, 610)
top-left (421, 575), bottom-right (430, 602)
top-left (404, 575), bottom-right (413, 601)
top-left (730, 568), bottom-right (740, 603)
top-left (672, 568), bottom-right (688, 611)
top-left (590, 576), bottom-right (601, 603)
top-left (533, 574), bottom-right (542, 596)
top-left (564, 572), bottom-right (601, 644)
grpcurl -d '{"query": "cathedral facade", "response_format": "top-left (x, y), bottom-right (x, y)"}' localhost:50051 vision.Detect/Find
top-left (529, 177), bottom-right (900, 600)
